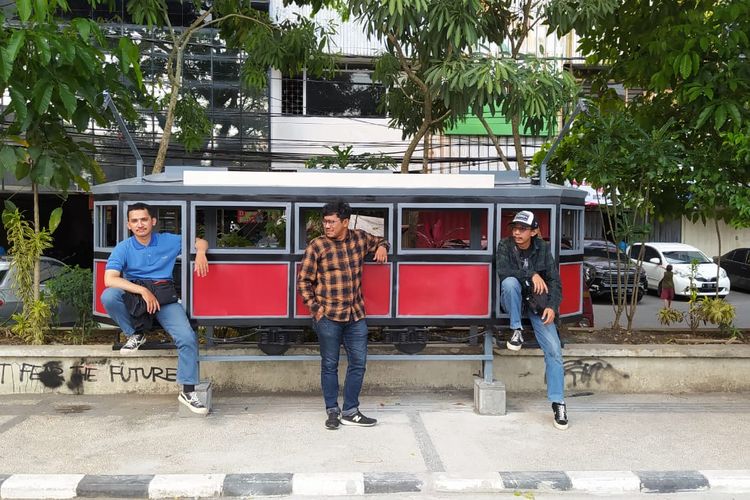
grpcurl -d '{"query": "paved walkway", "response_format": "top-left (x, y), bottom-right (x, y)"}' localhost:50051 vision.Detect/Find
top-left (0, 391), bottom-right (749, 497)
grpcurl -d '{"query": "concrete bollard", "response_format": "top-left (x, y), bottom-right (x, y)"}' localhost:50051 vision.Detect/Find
top-left (473, 378), bottom-right (506, 415)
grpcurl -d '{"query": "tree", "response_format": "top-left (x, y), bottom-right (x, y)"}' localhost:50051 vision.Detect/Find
top-left (548, 0), bottom-right (750, 297)
top-left (549, 0), bottom-right (750, 220)
top-left (0, 0), bottom-right (142, 336)
top-left (125, 0), bottom-right (338, 173)
top-left (540, 99), bottom-right (687, 331)
top-left (344, 0), bottom-right (609, 173)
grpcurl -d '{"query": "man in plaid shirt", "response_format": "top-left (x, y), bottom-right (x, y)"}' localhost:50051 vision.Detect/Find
top-left (298, 201), bottom-right (389, 430)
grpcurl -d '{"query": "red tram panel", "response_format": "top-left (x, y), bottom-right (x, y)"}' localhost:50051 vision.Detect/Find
top-left (559, 262), bottom-right (582, 315)
top-left (94, 259), bottom-right (107, 316)
top-left (192, 263), bottom-right (289, 317)
top-left (397, 263), bottom-right (490, 316)
top-left (295, 263), bottom-right (392, 317)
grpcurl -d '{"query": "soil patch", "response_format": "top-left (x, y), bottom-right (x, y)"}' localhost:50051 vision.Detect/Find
top-left (1, 326), bottom-right (747, 346)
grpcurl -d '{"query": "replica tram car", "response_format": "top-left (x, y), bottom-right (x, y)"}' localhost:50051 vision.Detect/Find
top-left (92, 168), bottom-right (585, 355)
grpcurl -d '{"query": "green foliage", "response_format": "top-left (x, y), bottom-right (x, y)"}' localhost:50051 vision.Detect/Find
top-left (44, 265), bottom-right (96, 341)
top-left (217, 232), bottom-right (252, 248)
top-left (340, 0), bottom-right (598, 173)
top-left (125, 0), bottom-right (337, 172)
top-left (1, 202), bottom-right (54, 344)
top-left (547, 0), bottom-right (750, 229)
top-left (695, 297), bottom-right (736, 332)
top-left (173, 93), bottom-right (213, 153)
top-left (10, 300), bottom-right (52, 345)
top-left (657, 307), bottom-right (684, 326)
top-left (305, 145), bottom-right (396, 170)
top-left (0, 0), bottom-right (142, 192)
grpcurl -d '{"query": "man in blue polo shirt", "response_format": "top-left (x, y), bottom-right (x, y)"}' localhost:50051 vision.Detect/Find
top-left (101, 202), bottom-right (210, 414)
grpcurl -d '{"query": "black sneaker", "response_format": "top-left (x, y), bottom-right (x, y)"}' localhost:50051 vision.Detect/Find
top-left (506, 329), bottom-right (523, 351)
top-left (119, 333), bottom-right (146, 355)
top-left (178, 391), bottom-right (209, 415)
top-left (340, 411), bottom-right (377, 427)
top-left (325, 411), bottom-right (340, 430)
top-left (552, 402), bottom-right (568, 430)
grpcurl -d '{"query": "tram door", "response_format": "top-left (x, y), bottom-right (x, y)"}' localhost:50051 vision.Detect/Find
top-left (93, 201), bottom-right (188, 319)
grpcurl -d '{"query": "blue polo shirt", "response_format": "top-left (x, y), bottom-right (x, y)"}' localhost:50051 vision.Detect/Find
top-left (106, 233), bottom-right (182, 280)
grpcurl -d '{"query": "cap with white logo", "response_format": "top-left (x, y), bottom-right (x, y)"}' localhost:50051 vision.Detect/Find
top-left (510, 210), bottom-right (539, 229)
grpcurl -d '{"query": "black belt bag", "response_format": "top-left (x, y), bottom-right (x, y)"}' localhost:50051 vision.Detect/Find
top-left (135, 279), bottom-right (178, 305)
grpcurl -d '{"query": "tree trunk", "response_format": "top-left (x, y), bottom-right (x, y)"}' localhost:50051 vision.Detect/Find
top-left (715, 218), bottom-right (721, 298)
top-left (152, 42), bottom-right (185, 174)
top-left (511, 114), bottom-right (526, 176)
top-left (402, 95), bottom-right (432, 173)
top-left (32, 182), bottom-right (40, 302)
top-left (422, 131), bottom-right (430, 173)
top-left (478, 114), bottom-right (512, 171)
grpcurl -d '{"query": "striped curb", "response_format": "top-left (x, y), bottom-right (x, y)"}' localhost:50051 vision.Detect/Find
top-left (0, 470), bottom-right (749, 497)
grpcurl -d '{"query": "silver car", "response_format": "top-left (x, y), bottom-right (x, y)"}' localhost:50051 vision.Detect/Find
top-left (0, 256), bottom-right (78, 325)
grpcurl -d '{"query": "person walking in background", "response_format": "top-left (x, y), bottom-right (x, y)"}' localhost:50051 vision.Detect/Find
top-left (297, 201), bottom-right (390, 430)
top-left (101, 202), bottom-right (210, 415)
top-left (660, 264), bottom-right (675, 309)
top-left (496, 210), bottom-right (568, 430)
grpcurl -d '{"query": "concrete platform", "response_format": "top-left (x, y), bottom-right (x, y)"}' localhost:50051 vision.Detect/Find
top-left (0, 391), bottom-right (749, 497)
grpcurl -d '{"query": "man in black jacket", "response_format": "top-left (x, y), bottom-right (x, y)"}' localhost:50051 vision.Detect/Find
top-left (496, 210), bottom-right (568, 430)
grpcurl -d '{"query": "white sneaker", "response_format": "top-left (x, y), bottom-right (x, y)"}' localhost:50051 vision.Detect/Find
top-left (119, 334), bottom-right (146, 355)
top-left (506, 329), bottom-right (524, 351)
top-left (178, 391), bottom-right (209, 415)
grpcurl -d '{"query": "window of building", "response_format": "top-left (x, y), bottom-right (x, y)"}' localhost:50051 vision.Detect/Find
top-left (282, 63), bottom-right (386, 117)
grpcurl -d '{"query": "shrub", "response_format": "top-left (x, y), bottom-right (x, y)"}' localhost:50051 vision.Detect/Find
top-left (45, 266), bottom-right (95, 343)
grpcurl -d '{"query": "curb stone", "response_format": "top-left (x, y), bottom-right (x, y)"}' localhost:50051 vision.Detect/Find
top-left (0, 470), bottom-right (749, 497)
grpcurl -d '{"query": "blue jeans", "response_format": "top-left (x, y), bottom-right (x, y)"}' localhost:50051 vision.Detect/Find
top-left (500, 277), bottom-right (564, 403)
top-left (101, 287), bottom-right (200, 386)
top-left (312, 316), bottom-right (368, 415)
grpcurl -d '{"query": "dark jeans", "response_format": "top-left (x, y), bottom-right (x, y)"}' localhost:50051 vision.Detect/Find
top-left (312, 316), bottom-right (368, 415)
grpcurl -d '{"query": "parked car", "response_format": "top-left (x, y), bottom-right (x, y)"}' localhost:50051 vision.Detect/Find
top-left (716, 248), bottom-right (750, 291)
top-left (583, 240), bottom-right (647, 302)
top-left (628, 242), bottom-right (730, 297)
top-left (0, 256), bottom-right (77, 325)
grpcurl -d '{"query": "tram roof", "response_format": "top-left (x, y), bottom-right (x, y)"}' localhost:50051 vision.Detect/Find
top-left (92, 166), bottom-right (586, 203)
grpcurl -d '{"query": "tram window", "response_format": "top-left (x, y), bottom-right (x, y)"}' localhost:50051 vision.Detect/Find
top-left (401, 208), bottom-right (488, 250)
top-left (124, 204), bottom-right (182, 235)
top-left (499, 209), bottom-right (551, 240)
top-left (96, 204), bottom-right (118, 248)
top-left (298, 206), bottom-right (389, 248)
top-left (560, 208), bottom-right (582, 252)
top-left (153, 206), bottom-right (182, 234)
top-left (196, 206), bottom-right (287, 249)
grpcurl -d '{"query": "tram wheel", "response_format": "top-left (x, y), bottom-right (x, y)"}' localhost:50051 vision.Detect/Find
top-left (394, 342), bottom-right (426, 354)
top-left (258, 343), bottom-right (291, 355)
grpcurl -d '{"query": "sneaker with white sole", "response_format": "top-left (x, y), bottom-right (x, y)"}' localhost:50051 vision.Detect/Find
top-left (506, 329), bottom-right (524, 351)
top-left (325, 411), bottom-right (341, 430)
top-left (340, 411), bottom-right (377, 427)
top-left (552, 402), bottom-right (568, 430)
top-left (119, 333), bottom-right (146, 355)
top-left (178, 391), bottom-right (209, 415)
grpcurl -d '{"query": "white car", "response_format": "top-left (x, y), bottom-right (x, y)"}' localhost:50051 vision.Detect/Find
top-left (628, 242), bottom-right (730, 297)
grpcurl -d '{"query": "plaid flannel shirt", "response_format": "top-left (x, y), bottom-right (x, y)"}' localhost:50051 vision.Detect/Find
top-left (297, 229), bottom-right (389, 322)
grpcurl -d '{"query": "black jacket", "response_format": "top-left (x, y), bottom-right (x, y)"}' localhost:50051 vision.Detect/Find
top-left (496, 235), bottom-right (562, 312)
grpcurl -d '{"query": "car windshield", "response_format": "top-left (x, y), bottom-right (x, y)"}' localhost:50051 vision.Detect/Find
top-left (0, 269), bottom-right (6, 283)
top-left (663, 250), bottom-right (711, 264)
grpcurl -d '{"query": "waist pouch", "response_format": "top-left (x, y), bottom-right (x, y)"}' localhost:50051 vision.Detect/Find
top-left (522, 279), bottom-right (549, 315)
top-left (135, 279), bottom-right (178, 305)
